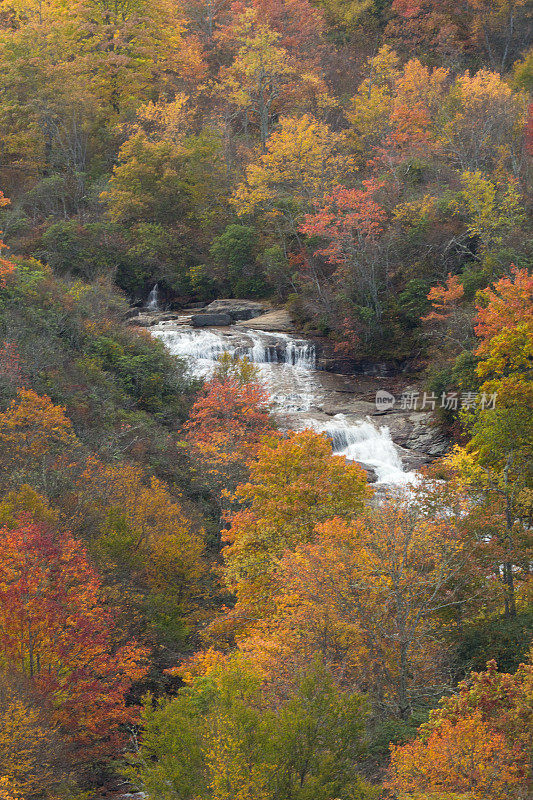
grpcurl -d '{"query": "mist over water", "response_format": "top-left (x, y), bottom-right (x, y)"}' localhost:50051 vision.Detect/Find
top-left (152, 323), bottom-right (415, 485)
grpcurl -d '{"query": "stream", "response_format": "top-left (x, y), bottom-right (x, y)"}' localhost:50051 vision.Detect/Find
top-left (151, 322), bottom-right (417, 486)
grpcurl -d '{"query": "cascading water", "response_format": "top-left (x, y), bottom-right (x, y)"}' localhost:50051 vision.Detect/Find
top-left (151, 322), bottom-right (415, 484)
top-left (152, 326), bottom-right (319, 413)
top-left (313, 414), bottom-right (415, 485)
top-left (146, 283), bottom-right (160, 311)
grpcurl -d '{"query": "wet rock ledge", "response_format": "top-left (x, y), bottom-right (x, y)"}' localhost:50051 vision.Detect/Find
top-left (127, 299), bottom-right (297, 332)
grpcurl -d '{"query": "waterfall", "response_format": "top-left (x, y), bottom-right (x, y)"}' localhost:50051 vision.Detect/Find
top-left (151, 328), bottom-right (316, 373)
top-left (153, 329), bottom-right (232, 374)
top-left (151, 323), bottom-right (415, 484)
top-left (313, 414), bottom-right (416, 485)
top-left (152, 326), bottom-right (319, 412)
top-left (146, 284), bottom-right (160, 311)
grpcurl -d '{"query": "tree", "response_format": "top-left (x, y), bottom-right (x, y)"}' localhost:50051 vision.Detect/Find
top-left (101, 107), bottom-right (229, 293)
top-left (130, 656), bottom-right (374, 800)
top-left (103, 125), bottom-right (227, 228)
top-left (467, 0), bottom-right (532, 75)
top-left (348, 52), bottom-right (449, 176)
top-left (346, 46), bottom-right (400, 157)
top-left (243, 0), bottom-right (324, 58)
top-left (0, 674), bottom-right (59, 799)
top-left (312, 0), bottom-right (375, 32)
top-left (424, 273), bottom-right (465, 324)
top-left (0, 777), bottom-right (18, 800)
top-left (389, 714), bottom-right (526, 799)
top-left (300, 181), bottom-right (386, 259)
top-left (186, 365), bottom-right (274, 497)
top-left (268, 662), bottom-right (372, 800)
top-left (217, 6), bottom-right (330, 150)
top-left (0, 194), bottom-right (16, 289)
top-left (474, 265), bottom-right (533, 405)
top-left (232, 114), bottom-right (353, 226)
top-left (363, 58), bottom-right (449, 183)
top-left (346, 494), bottom-right (476, 720)
top-left (0, 389), bottom-right (80, 496)
top-left (209, 224), bottom-right (261, 296)
top-left (394, 58), bottom-right (449, 115)
top-left (422, 273), bottom-right (474, 356)
top-left (445, 267), bottom-right (533, 617)
top-left (298, 180), bottom-right (387, 346)
top-left (441, 70), bottom-right (527, 173)
top-left (219, 9), bottom-right (295, 149)
top-left (453, 170), bottom-right (526, 269)
top-left (0, 0), bottom-right (205, 220)
top-left (0, 0), bottom-right (90, 187)
top-left (0, 343), bottom-right (23, 392)
top-left (387, 0), bottom-right (532, 73)
top-left (242, 486), bottom-right (481, 719)
top-left (76, 457), bottom-right (206, 644)
top-left (221, 430), bottom-right (369, 627)
top-left (74, 0), bottom-right (205, 121)
top-left (387, 658), bottom-right (533, 800)
top-left (0, 518), bottom-right (147, 769)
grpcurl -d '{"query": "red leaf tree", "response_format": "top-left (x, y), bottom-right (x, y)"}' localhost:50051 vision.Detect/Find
top-left (185, 361), bottom-right (275, 494)
top-left (0, 520), bottom-right (148, 769)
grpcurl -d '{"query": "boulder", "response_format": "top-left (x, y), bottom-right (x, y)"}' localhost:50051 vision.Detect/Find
top-left (356, 463), bottom-right (378, 483)
top-left (128, 311), bottom-right (186, 327)
top-left (128, 313), bottom-right (159, 327)
top-left (191, 312), bottom-right (232, 327)
top-left (204, 299), bottom-right (265, 321)
top-left (237, 309), bottom-right (294, 332)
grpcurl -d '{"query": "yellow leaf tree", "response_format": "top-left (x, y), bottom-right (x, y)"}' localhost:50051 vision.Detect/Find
top-left (0, 389), bottom-right (80, 496)
top-left (232, 114), bottom-right (353, 235)
top-left (220, 429), bottom-right (369, 628)
top-left (76, 457), bottom-right (206, 642)
top-left (0, 676), bottom-right (58, 798)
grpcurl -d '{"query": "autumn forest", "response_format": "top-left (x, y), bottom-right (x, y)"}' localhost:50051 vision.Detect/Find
top-left (0, 0), bottom-right (531, 797)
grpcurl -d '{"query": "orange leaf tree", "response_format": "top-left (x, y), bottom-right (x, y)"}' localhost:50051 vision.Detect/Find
top-left (444, 267), bottom-right (533, 617)
top-left (298, 180), bottom-right (388, 351)
top-left (474, 266), bottom-right (533, 407)
top-left (241, 486), bottom-right (480, 717)
top-left (186, 361), bottom-right (274, 497)
top-left (0, 193), bottom-right (15, 290)
top-left (421, 272), bottom-right (474, 358)
top-left (387, 658), bottom-right (533, 799)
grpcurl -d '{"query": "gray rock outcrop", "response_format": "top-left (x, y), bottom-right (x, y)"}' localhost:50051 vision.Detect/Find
top-left (204, 299), bottom-right (265, 321)
top-left (191, 312), bottom-right (233, 327)
top-left (237, 309), bottom-right (294, 332)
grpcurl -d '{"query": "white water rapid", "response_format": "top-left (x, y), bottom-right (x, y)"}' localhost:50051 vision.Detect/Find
top-left (152, 322), bottom-right (415, 485)
top-left (313, 414), bottom-right (411, 484)
top-left (153, 326), bottom-right (318, 413)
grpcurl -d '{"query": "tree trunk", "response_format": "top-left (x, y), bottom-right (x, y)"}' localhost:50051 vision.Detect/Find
top-left (503, 470), bottom-right (517, 618)
top-left (503, 560), bottom-right (517, 618)
top-left (398, 645), bottom-right (411, 720)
